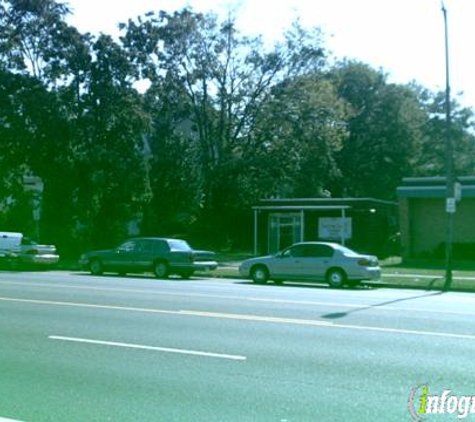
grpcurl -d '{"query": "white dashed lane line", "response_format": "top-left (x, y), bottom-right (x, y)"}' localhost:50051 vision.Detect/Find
top-left (49, 335), bottom-right (247, 361)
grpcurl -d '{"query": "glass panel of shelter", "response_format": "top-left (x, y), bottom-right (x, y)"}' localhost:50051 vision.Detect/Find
top-left (268, 213), bottom-right (302, 254)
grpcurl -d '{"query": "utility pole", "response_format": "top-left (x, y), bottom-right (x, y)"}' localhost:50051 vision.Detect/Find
top-left (441, 2), bottom-right (454, 291)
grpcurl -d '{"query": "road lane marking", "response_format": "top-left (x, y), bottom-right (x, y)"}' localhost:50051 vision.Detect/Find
top-left (178, 310), bottom-right (333, 326)
top-left (2, 295), bottom-right (475, 341)
top-left (178, 310), bottom-right (475, 340)
top-left (0, 296), bottom-right (331, 326)
top-left (2, 280), bottom-right (475, 317)
top-left (0, 296), bottom-right (181, 315)
top-left (329, 323), bottom-right (475, 340)
top-left (49, 335), bottom-right (246, 360)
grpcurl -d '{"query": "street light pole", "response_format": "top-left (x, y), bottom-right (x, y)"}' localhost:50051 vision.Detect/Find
top-left (441, 1), bottom-right (454, 291)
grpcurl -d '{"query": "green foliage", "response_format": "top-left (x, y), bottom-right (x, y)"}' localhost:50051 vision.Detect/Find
top-left (412, 89), bottom-right (475, 176)
top-left (0, 2), bottom-right (474, 253)
top-left (330, 61), bottom-right (430, 199)
top-left (70, 34), bottom-right (152, 249)
top-left (121, 9), bottom-right (331, 246)
top-left (251, 74), bottom-right (349, 198)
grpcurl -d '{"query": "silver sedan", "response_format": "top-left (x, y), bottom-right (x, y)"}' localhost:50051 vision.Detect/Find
top-left (239, 242), bottom-right (380, 288)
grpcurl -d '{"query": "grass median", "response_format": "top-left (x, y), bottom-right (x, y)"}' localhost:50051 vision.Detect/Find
top-left (202, 255), bottom-right (475, 292)
top-left (60, 254), bottom-right (475, 292)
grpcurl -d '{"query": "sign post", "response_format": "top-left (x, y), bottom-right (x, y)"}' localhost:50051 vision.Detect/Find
top-left (441, 2), bottom-right (454, 292)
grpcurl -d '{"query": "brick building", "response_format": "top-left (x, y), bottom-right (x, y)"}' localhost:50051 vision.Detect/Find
top-left (397, 177), bottom-right (475, 260)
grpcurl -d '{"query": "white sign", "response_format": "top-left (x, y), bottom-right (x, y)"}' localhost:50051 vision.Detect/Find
top-left (318, 217), bottom-right (352, 240)
top-left (446, 198), bottom-right (456, 214)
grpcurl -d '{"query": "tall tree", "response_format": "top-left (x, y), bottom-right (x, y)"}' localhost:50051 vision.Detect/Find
top-left (71, 34), bottom-right (152, 248)
top-left (0, 69), bottom-right (42, 231)
top-left (0, 0), bottom-right (91, 250)
top-left (0, 1), bottom-right (152, 252)
top-left (249, 74), bottom-right (349, 199)
top-left (0, 0), bottom-right (87, 83)
top-left (412, 89), bottom-right (475, 177)
top-left (122, 9), bottom-right (328, 244)
top-left (329, 61), bottom-right (427, 199)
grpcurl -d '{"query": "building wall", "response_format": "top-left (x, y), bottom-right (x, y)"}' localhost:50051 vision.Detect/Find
top-left (411, 198), bottom-right (445, 257)
top-left (454, 200), bottom-right (475, 242)
top-left (398, 197), bottom-right (411, 259)
top-left (400, 197), bottom-right (475, 259)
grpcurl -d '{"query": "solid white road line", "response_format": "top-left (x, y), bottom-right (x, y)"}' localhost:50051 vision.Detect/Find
top-left (49, 335), bottom-right (246, 361)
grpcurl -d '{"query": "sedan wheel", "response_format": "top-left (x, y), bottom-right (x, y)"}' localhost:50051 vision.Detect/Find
top-left (89, 259), bottom-right (103, 276)
top-left (326, 268), bottom-right (346, 288)
top-left (154, 261), bottom-right (169, 279)
top-left (251, 265), bottom-right (269, 284)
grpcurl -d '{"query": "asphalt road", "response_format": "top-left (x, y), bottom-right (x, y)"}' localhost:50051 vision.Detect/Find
top-left (1, 270), bottom-right (475, 422)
